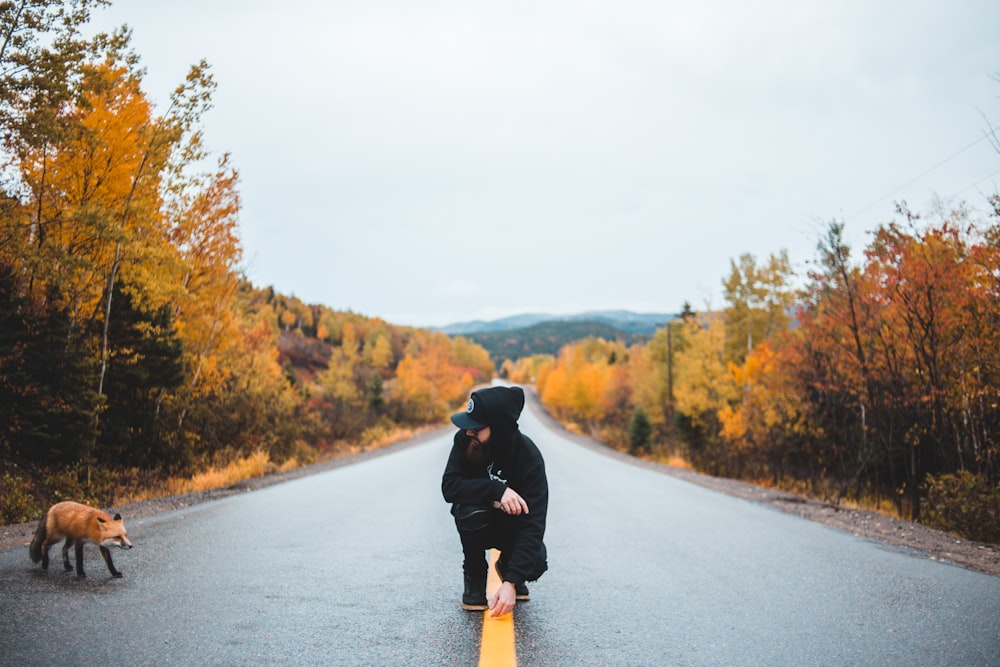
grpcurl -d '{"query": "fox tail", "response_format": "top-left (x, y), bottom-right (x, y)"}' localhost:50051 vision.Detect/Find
top-left (28, 508), bottom-right (48, 563)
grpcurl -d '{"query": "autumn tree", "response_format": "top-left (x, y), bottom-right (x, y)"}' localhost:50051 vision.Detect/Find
top-left (535, 337), bottom-right (631, 440)
top-left (165, 154), bottom-right (243, 432)
top-left (314, 343), bottom-right (372, 441)
top-left (11, 59), bottom-right (170, 321)
top-left (716, 339), bottom-right (817, 483)
top-left (672, 312), bottom-right (739, 474)
top-left (363, 331), bottom-right (394, 371)
top-left (503, 354), bottom-right (554, 385)
top-left (449, 335), bottom-right (494, 379)
top-left (865, 206), bottom-right (999, 518)
top-left (391, 330), bottom-right (484, 423)
top-left (794, 221), bottom-right (884, 498)
top-left (0, 1), bottom-right (118, 197)
top-left (786, 209), bottom-right (1000, 521)
top-left (626, 326), bottom-right (672, 427)
top-left (722, 250), bottom-right (794, 364)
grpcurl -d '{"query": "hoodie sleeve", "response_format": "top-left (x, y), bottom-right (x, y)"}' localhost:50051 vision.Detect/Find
top-left (441, 432), bottom-right (507, 505)
top-left (500, 438), bottom-right (548, 586)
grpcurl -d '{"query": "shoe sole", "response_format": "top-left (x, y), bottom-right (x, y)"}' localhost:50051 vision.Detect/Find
top-left (462, 602), bottom-right (489, 611)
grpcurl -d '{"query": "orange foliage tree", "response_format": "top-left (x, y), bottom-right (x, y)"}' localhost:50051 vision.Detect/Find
top-left (536, 337), bottom-right (632, 439)
top-left (716, 340), bottom-right (816, 482)
top-left (780, 209), bottom-right (1000, 519)
top-left (391, 330), bottom-right (492, 423)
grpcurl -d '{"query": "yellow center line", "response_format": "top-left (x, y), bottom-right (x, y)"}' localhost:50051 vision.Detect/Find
top-left (478, 549), bottom-right (517, 667)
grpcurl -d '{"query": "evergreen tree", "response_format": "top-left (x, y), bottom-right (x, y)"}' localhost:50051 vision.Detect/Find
top-left (629, 408), bottom-right (652, 454)
top-left (0, 265), bottom-right (99, 466)
top-left (96, 282), bottom-right (184, 468)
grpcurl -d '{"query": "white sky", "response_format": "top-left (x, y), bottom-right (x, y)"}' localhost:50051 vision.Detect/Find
top-left (88, 0), bottom-right (1000, 328)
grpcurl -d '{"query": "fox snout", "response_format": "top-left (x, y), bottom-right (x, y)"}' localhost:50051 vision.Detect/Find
top-left (105, 512), bottom-right (132, 550)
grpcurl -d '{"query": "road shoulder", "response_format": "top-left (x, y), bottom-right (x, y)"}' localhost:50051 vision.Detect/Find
top-left (523, 388), bottom-right (1000, 577)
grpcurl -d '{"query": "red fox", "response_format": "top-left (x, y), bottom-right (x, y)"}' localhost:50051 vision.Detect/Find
top-left (29, 501), bottom-right (133, 578)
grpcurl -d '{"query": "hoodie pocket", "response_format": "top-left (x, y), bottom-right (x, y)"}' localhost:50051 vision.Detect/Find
top-left (453, 503), bottom-right (492, 532)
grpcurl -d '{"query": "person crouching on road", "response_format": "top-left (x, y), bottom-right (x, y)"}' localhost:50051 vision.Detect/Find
top-left (442, 385), bottom-right (549, 615)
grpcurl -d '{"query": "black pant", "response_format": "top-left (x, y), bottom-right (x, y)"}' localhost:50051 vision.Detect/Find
top-left (452, 503), bottom-right (547, 581)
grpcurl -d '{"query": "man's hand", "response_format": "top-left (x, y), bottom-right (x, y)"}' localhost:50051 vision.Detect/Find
top-left (489, 581), bottom-right (517, 617)
top-left (499, 487), bottom-right (529, 515)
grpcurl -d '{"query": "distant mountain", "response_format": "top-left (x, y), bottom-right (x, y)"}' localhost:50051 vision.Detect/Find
top-left (440, 310), bottom-right (674, 336)
top-left (460, 320), bottom-right (646, 363)
top-left (437, 313), bottom-right (553, 335)
top-left (443, 311), bottom-right (677, 363)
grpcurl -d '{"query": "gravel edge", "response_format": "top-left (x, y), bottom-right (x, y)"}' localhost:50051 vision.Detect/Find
top-left (523, 390), bottom-right (1000, 578)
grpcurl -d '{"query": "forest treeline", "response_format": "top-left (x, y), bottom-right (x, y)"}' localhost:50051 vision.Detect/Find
top-left (466, 319), bottom-right (649, 363)
top-left (506, 208), bottom-right (1000, 543)
top-left (0, 1), bottom-right (491, 522)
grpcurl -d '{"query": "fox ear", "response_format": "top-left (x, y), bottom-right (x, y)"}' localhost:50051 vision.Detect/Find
top-left (113, 513), bottom-right (122, 521)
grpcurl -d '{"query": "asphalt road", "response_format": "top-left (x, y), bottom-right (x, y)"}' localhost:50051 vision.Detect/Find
top-left (1, 396), bottom-right (998, 666)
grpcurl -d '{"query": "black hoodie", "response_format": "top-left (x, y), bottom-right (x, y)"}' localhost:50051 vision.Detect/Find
top-left (441, 386), bottom-right (548, 585)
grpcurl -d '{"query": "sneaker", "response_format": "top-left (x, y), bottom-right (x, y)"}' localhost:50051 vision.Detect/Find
top-left (495, 560), bottom-right (530, 601)
top-left (462, 574), bottom-right (488, 611)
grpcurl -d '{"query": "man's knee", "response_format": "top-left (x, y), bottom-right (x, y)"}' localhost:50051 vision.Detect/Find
top-left (452, 504), bottom-right (494, 533)
top-left (522, 541), bottom-right (548, 582)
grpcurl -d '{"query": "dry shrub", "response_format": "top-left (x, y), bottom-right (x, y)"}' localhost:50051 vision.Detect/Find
top-left (360, 421), bottom-right (431, 450)
top-left (660, 454), bottom-right (692, 470)
top-left (168, 450), bottom-right (272, 495)
top-left (924, 471), bottom-right (1000, 544)
top-left (0, 472), bottom-right (41, 524)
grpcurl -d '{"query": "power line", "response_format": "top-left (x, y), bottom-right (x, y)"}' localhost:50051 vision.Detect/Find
top-left (846, 132), bottom-right (995, 221)
top-left (948, 166), bottom-right (1000, 200)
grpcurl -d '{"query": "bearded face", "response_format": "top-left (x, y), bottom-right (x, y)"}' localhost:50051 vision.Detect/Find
top-left (465, 426), bottom-right (492, 465)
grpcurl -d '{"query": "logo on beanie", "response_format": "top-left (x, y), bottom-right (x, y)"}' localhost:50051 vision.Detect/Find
top-left (466, 398), bottom-right (475, 413)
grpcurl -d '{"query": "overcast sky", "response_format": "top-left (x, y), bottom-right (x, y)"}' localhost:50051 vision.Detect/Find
top-left (88, 1), bottom-right (1000, 328)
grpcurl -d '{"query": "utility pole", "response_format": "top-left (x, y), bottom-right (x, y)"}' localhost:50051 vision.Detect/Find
top-left (666, 319), bottom-right (674, 414)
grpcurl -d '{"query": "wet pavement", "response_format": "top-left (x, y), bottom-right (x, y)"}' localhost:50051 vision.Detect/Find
top-left (2, 396), bottom-right (998, 666)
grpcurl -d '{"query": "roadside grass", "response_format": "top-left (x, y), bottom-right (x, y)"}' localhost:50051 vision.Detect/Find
top-left (165, 450), bottom-right (298, 496)
top-left (554, 414), bottom-right (913, 527)
top-left (0, 425), bottom-right (439, 526)
top-left (125, 424), bottom-right (434, 504)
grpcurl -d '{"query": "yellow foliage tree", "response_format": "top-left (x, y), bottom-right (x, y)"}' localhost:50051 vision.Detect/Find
top-left (18, 62), bottom-right (173, 324)
top-left (673, 313), bottom-right (739, 431)
top-left (449, 335), bottom-right (494, 378)
top-left (341, 321), bottom-right (360, 362)
top-left (166, 156), bottom-right (243, 426)
top-left (537, 339), bottom-right (621, 434)
top-left (506, 355), bottom-right (554, 385)
top-left (626, 339), bottom-right (669, 426)
top-left (538, 360), bottom-right (569, 414)
top-left (365, 333), bottom-right (394, 371)
top-left (318, 348), bottom-right (362, 403)
top-left (392, 331), bottom-right (478, 422)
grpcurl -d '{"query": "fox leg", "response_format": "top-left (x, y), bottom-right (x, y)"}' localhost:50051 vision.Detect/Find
top-left (40, 540), bottom-right (51, 570)
top-left (99, 546), bottom-right (122, 578)
top-left (61, 538), bottom-right (74, 572)
top-left (74, 540), bottom-right (86, 576)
